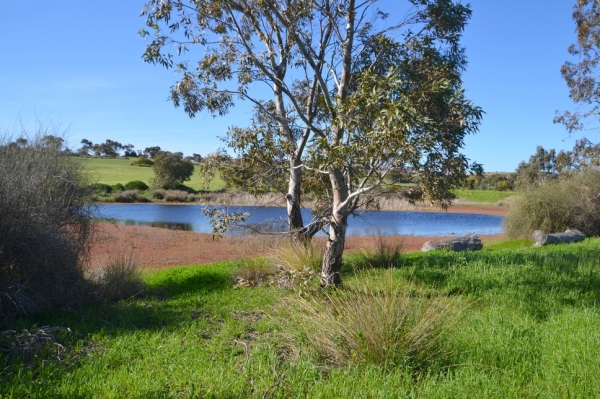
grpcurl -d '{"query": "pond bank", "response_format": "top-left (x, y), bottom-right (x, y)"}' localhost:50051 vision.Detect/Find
top-left (90, 203), bottom-right (507, 269)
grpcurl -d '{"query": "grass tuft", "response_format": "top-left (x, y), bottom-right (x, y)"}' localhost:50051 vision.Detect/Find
top-left (90, 253), bottom-right (145, 302)
top-left (282, 271), bottom-right (465, 369)
top-left (352, 235), bottom-right (404, 269)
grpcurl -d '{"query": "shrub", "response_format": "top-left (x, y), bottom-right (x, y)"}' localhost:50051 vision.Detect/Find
top-left (232, 257), bottom-right (278, 288)
top-left (90, 183), bottom-right (112, 194)
top-left (0, 130), bottom-right (92, 315)
top-left (124, 180), bottom-right (149, 191)
top-left (113, 190), bottom-right (149, 203)
top-left (111, 183), bottom-right (125, 192)
top-left (281, 271), bottom-right (464, 369)
top-left (495, 180), bottom-right (512, 191)
top-left (90, 253), bottom-right (145, 302)
top-left (504, 171), bottom-right (600, 238)
top-left (164, 190), bottom-right (188, 202)
top-left (152, 189), bottom-right (166, 199)
top-left (131, 157), bottom-right (154, 167)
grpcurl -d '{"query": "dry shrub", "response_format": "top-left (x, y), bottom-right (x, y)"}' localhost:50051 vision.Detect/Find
top-left (354, 235), bottom-right (403, 269)
top-left (90, 253), bottom-right (144, 302)
top-left (113, 190), bottom-right (149, 203)
top-left (281, 271), bottom-right (464, 369)
top-left (0, 128), bottom-right (93, 316)
top-left (504, 171), bottom-right (600, 238)
top-left (152, 189), bottom-right (166, 199)
top-left (164, 190), bottom-right (188, 202)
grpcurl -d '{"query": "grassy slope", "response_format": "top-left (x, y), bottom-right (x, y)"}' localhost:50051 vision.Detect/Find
top-left (3, 239), bottom-right (600, 398)
top-left (451, 188), bottom-right (518, 203)
top-left (84, 157), bottom-right (225, 191)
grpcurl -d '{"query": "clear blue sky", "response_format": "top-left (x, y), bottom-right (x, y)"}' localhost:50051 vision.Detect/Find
top-left (0, 0), bottom-right (586, 172)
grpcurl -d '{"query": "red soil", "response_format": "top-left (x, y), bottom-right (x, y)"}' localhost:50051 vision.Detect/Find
top-left (89, 204), bottom-right (508, 269)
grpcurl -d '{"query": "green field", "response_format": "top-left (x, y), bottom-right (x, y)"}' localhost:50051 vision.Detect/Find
top-left (83, 157), bottom-right (225, 191)
top-left (3, 238), bottom-right (600, 398)
top-left (452, 188), bottom-right (518, 203)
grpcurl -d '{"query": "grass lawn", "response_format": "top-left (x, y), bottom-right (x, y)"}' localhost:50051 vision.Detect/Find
top-left (2, 238), bottom-right (600, 397)
top-left (83, 157), bottom-right (226, 191)
top-left (452, 188), bottom-right (518, 203)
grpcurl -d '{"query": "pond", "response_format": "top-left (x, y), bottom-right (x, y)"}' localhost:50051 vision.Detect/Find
top-left (95, 204), bottom-right (504, 236)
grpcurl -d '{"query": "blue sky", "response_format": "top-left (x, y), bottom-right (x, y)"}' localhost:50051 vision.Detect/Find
top-left (0, 0), bottom-right (586, 172)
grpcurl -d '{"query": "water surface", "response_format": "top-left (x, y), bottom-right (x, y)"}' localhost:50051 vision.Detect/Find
top-left (96, 204), bottom-right (503, 236)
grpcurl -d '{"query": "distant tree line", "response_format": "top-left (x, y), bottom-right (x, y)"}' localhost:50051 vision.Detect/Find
top-left (76, 139), bottom-right (202, 163)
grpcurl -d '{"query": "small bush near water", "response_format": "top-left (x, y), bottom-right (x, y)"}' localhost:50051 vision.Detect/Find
top-left (113, 190), bottom-right (149, 203)
top-left (0, 130), bottom-right (93, 316)
top-left (123, 180), bottom-right (149, 191)
top-left (504, 171), bottom-right (600, 238)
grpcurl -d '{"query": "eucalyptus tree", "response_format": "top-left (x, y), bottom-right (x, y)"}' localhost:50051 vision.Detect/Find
top-left (555, 0), bottom-right (600, 133)
top-left (141, 0), bottom-right (483, 285)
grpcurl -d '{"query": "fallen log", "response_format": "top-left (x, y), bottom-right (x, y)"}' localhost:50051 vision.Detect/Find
top-left (532, 229), bottom-right (586, 247)
top-left (421, 233), bottom-right (483, 252)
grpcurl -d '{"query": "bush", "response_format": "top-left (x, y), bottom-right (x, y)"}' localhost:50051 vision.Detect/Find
top-left (281, 271), bottom-right (464, 368)
top-left (124, 180), bottom-right (149, 191)
top-left (111, 183), bottom-right (125, 192)
top-left (131, 158), bottom-right (154, 167)
top-left (504, 171), bottom-right (600, 238)
top-left (0, 130), bottom-right (92, 315)
top-left (495, 180), bottom-right (512, 191)
top-left (164, 190), bottom-right (188, 202)
top-left (152, 189), bottom-right (166, 199)
top-left (90, 183), bottom-right (112, 194)
top-left (113, 190), bottom-right (149, 203)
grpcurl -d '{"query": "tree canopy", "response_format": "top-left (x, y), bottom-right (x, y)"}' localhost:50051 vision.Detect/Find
top-left (555, 0), bottom-right (600, 132)
top-left (141, 0), bottom-right (482, 284)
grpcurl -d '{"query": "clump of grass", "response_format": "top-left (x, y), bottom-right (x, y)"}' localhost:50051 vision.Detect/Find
top-left (90, 253), bottom-right (145, 302)
top-left (232, 257), bottom-right (278, 288)
top-left (282, 271), bottom-right (465, 369)
top-left (113, 190), bottom-right (149, 203)
top-left (353, 235), bottom-right (403, 269)
top-left (271, 241), bottom-right (323, 273)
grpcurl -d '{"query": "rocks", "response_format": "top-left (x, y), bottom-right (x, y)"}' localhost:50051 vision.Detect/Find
top-left (532, 229), bottom-right (586, 247)
top-left (421, 233), bottom-right (483, 252)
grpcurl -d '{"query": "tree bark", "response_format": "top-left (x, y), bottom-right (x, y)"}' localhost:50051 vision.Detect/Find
top-left (321, 170), bottom-right (348, 286)
top-left (532, 229), bottom-right (586, 246)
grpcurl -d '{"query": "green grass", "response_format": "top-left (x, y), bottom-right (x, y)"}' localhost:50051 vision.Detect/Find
top-left (3, 239), bottom-right (600, 397)
top-left (452, 189), bottom-right (518, 203)
top-left (83, 157), bottom-right (226, 191)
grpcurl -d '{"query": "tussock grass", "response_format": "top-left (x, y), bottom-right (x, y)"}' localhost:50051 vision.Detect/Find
top-left (281, 271), bottom-right (464, 369)
top-left (89, 253), bottom-right (145, 302)
top-left (352, 235), bottom-right (404, 269)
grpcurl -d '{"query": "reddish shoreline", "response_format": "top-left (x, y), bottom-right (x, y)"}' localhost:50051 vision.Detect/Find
top-left (90, 204), bottom-right (508, 269)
